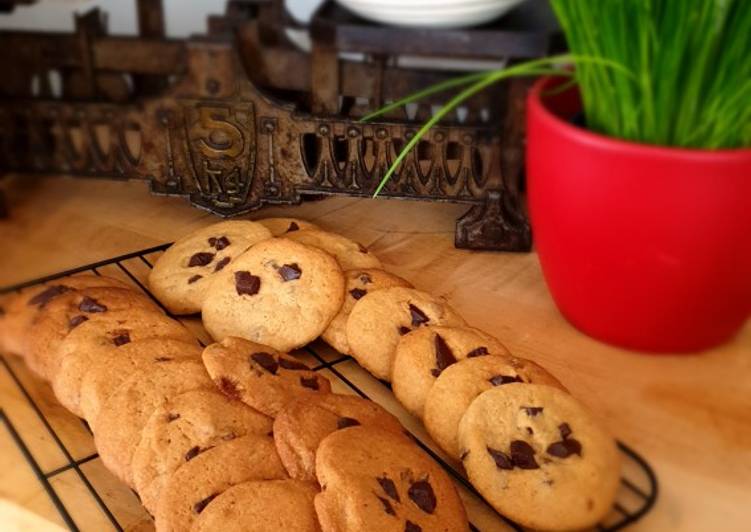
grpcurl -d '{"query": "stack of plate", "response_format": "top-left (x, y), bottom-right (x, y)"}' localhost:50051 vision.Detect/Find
top-left (335, 0), bottom-right (527, 29)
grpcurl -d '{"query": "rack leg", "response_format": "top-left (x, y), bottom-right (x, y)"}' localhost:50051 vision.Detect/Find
top-left (455, 190), bottom-right (531, 251)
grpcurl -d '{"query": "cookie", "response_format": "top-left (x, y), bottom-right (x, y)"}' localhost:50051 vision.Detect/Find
top-left (51, 310), bottom-right (196, 417)
top-left (202, 337), bottom-right (332, 417)
top-left (457, 385), bottom-right (621, 531)
top-left (148, 220), bottom-right (272, 315)
top-left (321, 269), bottom-right (412, 355)
top-left (131, 389), bottom-right (273, 513)
top-left (345, 287), bottom-right (466, 381)
top-left (257, 217), bottom-right (319, 236)
top-left (391, 325), bottom-right (510, 419)
top-left (0, 275), bottom-right (131, 357)
top-left (286, 229), bottom-right (382, 270)
top-left (273, 393), bottom-right (404, 481)
top-left (193, 479), bottom-right (320, 532)
top-left (25, 286), bottom-right (157, 380)
top-left (154, 434), bottom-right (288, 532)
top-left (78, 338), bottom-right (202, 426)
top-left (93, 359), bottom-right (213, 486)
top-left (201, 238), bottom-right (345, 351)
top-left (315, 426), bottom-right (469, 532)
top-left (424, 355), bottom-right (566, 460)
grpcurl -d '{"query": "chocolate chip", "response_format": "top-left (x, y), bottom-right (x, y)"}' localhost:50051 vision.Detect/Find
top-left (188, 274), bottom-right (203, 284)
top-left (209, 236), bottom-right (230, 250)
top-left (337, 417), bottom-right (360, 429)
top-left (357, 243), bottom-right (368, 253)
top-left (522, 406), bottom-right (543, 416)
top-left (112, 332), bottom-right (131, 346)
top-left (166, 413), bottom-right (180, 422)
top-left (235, 271), bottom-right (261, 296)
top-left (218, 377), bottom-right (241, 400)
top-left (489, 374), bottom-right (523, 386)
top-left (251, 352), bottom-right (278, 375)
top-left (408, 304), bottom-right (429, 326)
top-left (510, 440), bottom-right (539, 469)
top-left (398, 326), bottom-right (411, 335)
top-left (547, 438), bottom-right (582, 458)
top-left (349, 288), bottom-right (367, 300)
top-left (193, 493), bottom-right (218, 514)
top-left (559, 422), bottom-right (572, 439)
top-left (405, 521), bottom-right (422, 532)
top-left (486, 446), bottom-right (513, 470)
top-left (278, 357), bottom-right (309, 371)
top-left (287, 221), bottom-right (300, 232)
top-left (526, 427), bottom-right (534, 435)
top-left (28, 285), bottom-right (70, 306)
top-left (154, 356), bottom-right (173, 362)
top-left (408, 480), bottom-right (436, 514)
top-left (79, 296), bottom-right (107, 313)
top-left (185, 446), bottom-right (203, 461)
top-left (69, 315), bottom-right (89, 329)
top-left (188, 252), bottom-right (215, 267)
top-left (278, 263), bottom-right (302, 281)
top-left (300, 376), bottom-right (319, 390)
top-left (430, 333), bottom-right (457, 378)
top-left (377, 496), bottom-right (396, 516)
top-left (466, 346), bottom-right (489, 357)
top-left (214, 256), bottom-right (230, 272)
top-left (359, 273), bottom-right (372, 284)
top-left (377, 475), bottom-right (400, 502)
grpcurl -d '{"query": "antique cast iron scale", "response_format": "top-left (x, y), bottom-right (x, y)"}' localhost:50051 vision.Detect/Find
top-left (0, 0), bottom-right (559, 250)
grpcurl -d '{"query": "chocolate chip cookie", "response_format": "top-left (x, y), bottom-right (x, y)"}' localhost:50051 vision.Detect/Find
top-left (424, 355), bottom-right (566, 460)
top-left (286, 229), bottom-right (382, 270)
top-left (78, 337), bottom-right (202, 426)
top-left (257, 217), bottom-right (319, 236)
top-left (321, 269), bottom-right (412, 355)
top-left (192, 479), bottom-right (321, 532)
top-left (201, 238), bottom-right (345, 351)
top-left (93, 359), bottom-right (214, 486)
top-left (131, 389), bottom-right (273, 513)
top-left (202, 337), bottom-right (331, 417)
top-left (315, 426), bottom-right (469, 532)
top-left (149, 220), bottom-right (272, 315)
top-left (52, 310), bottom-right (196, 417)
top-left (154, 434), bottom-right (288, 532)
top-left (458, 385), bottom-right (621, 531)
top-left (273, 393), bottom-right (404, 481)
top-left (391, 325), bottom-right (510, 419)
top-left (346, 287), bottom-right (466, 381)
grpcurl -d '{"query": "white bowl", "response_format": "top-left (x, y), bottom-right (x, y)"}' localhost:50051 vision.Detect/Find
top-left (335, 0), bottom-right (526, 28)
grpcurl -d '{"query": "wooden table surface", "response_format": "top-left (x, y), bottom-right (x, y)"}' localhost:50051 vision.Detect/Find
top-left (1, 175), bottom-right (749, 532)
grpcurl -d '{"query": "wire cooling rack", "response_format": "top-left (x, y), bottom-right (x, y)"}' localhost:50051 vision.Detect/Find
top-left (0, 244), bottom-right (658, 531)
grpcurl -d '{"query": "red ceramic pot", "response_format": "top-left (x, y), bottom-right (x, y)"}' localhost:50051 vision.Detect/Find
top-left (526, 76), bottom-right (751, 352)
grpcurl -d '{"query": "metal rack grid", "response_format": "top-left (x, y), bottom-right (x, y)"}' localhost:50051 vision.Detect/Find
top-left (0, 244), bottom-right (658, 531)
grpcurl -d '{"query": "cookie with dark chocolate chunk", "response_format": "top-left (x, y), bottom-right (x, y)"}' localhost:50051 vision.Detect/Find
top-left (256, 217), bottom-right (319, 236)
top-left (391, 325), bottom-right (510, 419)
top-left (202, 238), bottom-right (345, 352)
top-left (202, 337), bottom-right (331, 417)
top-left (314, 426), bottom-right (469, 532)
top-left (148, 220), bottom-right (272, 315)
top-left (154, 434), bottom-right (288, 532)
top-left (285, 229), bottom-right (382, 270)
top-left (273, 393), bottom-right (404, 481)
top-left (457, 385), bottom-right (621, 531)
top-left (345, 287), bottom-right (466, 381)
top-left (424, 354), bottom-right (566, 459)
top-left (131, 389), bottom-right (272, 514)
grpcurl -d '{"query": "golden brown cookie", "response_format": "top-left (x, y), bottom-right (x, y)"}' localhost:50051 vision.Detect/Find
top-left (286, 229), bottom-right (382, 270)
top-left (391, 325), bottom-right (510, 419)
top-left (273, 393), bottom-right (404, 481)
top-left (256, 217), bottom-right (319, 236)
top-left (148, 220), bottom-right (272, 315)
top-left (192, 479), bottom-right (320, 532)
top-left (131, 389), bottom-right (272, 514)
top-left (201, 238), bottom-right (345, 351)
top-left (315, 426), bottom-right (469, 532)
top-left (458, 385), bottom-right (621, 531)
top-left (321, 269), bottom-right (412, 355)
top-left (346, 287), bottom-right (466, 381)
top-left (202, 337), bottom-right (331, 417)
